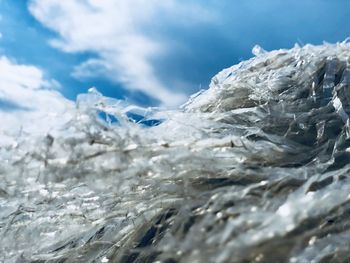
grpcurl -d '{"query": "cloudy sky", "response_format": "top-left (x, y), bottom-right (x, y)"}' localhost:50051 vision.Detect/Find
top-left (0, 0), bottom-right (350, 125)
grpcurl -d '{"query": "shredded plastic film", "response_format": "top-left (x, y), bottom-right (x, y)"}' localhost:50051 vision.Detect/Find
top-left (2, 43), bottom-right (350, 262)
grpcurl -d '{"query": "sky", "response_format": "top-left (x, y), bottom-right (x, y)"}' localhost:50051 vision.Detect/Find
top-left (0, 0), bottom-right (350, 132)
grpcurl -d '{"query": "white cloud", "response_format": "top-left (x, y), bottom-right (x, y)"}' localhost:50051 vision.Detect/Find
top-left (28, 0), bottom-right (215, 107)
top-left (0, 56), bottom-right (74, 145)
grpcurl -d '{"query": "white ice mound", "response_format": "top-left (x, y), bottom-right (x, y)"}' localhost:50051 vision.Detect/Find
top-left (2, 42), bottom-right (350, 262)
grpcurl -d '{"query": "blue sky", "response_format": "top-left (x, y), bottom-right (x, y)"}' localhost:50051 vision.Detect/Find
top-left (1, 0), bottom-right (350, 109)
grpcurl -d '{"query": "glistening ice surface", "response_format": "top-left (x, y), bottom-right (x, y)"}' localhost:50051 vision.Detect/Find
top-left (2, 43), bottom-right (350, 262)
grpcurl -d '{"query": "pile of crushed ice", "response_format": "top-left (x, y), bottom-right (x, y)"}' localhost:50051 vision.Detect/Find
top-left (1, 42), bottom-right (350, 262)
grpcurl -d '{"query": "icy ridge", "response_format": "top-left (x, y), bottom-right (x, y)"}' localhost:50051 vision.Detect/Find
top-left (1, 42), bottom-right (350, 262)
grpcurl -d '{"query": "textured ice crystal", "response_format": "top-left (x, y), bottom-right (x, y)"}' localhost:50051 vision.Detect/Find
top-left (2, 42), bottom-right (350, 262)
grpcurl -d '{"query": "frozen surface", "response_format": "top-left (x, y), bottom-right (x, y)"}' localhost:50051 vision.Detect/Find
top-left (2, 43), bottom-right (350, 262)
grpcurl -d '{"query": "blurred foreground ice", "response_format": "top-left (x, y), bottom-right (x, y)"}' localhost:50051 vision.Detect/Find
top-left (2, 43), bottom-right (350, 262)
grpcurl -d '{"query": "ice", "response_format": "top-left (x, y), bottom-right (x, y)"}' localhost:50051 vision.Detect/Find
top-left (2, 42), bottom-right (350, 262)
